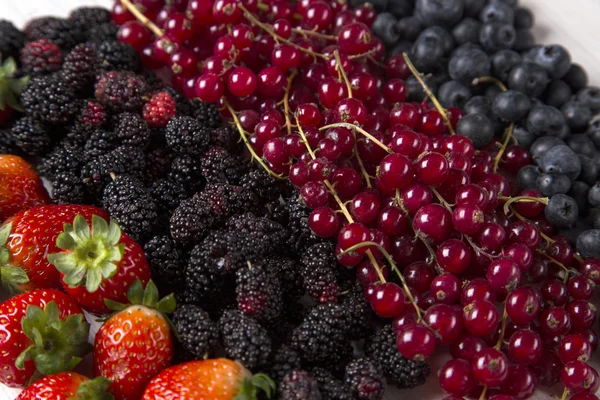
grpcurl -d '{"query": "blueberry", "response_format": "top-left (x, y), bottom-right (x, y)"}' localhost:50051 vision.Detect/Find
top-left (430, 65), bottom-right (451, 87)
top-left (536, 173), bottom-right (571, 197)
top-left (526, 104), bottom-right (566, 136)
top-left (523, 45), bottom-right (572, 80)
top-left (508, 63), bottom-right (549, 98)
top-left (513, 29), bottom-right (536, 52)
top-left (568, 134), bottom-right (597, 158)
top-left (514, 7), bottom-right (534, 29)
top-left (540, 144), bottom-right (581, 181)
top-left (479, 2), bottom-right (514, 24)
top-left (420, 26), bottom-right (456, 56)
top-left (464, 95), bottom-right (492, 115)
top-left (576, 230), bottom-right (600, 258)
top-left (492, 90), bottom-right (531, 122)
top-left (389, 41), bottom-right (414, 56)
top-left (491, 49), bottom-right (521, 82)
top-left (490, 0), bottom-right (518, 7)
top-left (530, 136), bottom-right (565, 164)
top-left (569, 181), bottom-right (590, 214)
top-left (588, 183), bottom-right (600, 207)
top-left (485, 85), bottom-right (503, 99)
top-left (411, 34), bottom-right (445, 72)
top-left (545, 194), bottom-right (579, 228)
top-left (451, 18), bottom-right (481, 45)
top-left (592, 209), bottom-right (600, 229)
top-left (415, 0), bottom-right (464, 27)
top-left (396, 16), bottom-right (424, 41)
top-left (512, 125), bottom-right (536, 148)
top-left (372, 13), bottom-right (400, 47)
top-left (563, 64), bottom-right (589, 92)
top-left (578, 156), bottom-right (599, 186)
top-left (576, 87), bottom-right (600, 113)
top-left (388, 0), bottom-right (414, 18)
top-left (479, 22), bottom-right (516, 53)
top-left (438, 80), bottom-right (472, 108)
top-left (587, 127), bottom-right (600, 148)
top-left (406, 75), bottom-right (439, 102)
top-left (448, 45), bottom-right (491, 84)
top-left (561, 101), bottom-right (593, 132)
top-left (543, 80), bottom-right (573, 109)
top-left (464, 0), bottom-right (486, 17)
top-left (517, 165), bottom-right (541, 189)
top-left (456, 113), bottom-right (495, 148)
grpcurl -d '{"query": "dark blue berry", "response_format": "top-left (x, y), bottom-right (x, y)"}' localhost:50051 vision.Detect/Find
top-left (517, 165), bottom-right (541, 189)
top-left (448, 45), bottom-right (491, 84)
top-left (372, 13), bottom-right (400, 47)
top-left (576, 87), bottom-right (600, 113)
top-left (513, 29), bottom-right (536, 52)
top-left (451, 18), bottom-right (481, 45)
top-left (411, 33), bottom-right (445, 72)
top-left (479, 2), bottom-right (514, 24)
top-left (415, 0), bottom-right (464, 27)
top-left (492, 90), bottom-right (531, 122)
top-left (508, 62), bottom-right (549, 97)
top-left (389, 41), bottom-right (414, 56)
top-left (563, 64), bottom-right (589, 92)
top-left (479, 22), bottom-right (516, 53)
top-left (543, 80), bottom-right (573, 109)
top-left (561, 101), bottom-right (593, 132)
top-left (491, 49), bottom-right (521, 82)
top-left (456, 113), bottom-right (495, 148)
top-left (438, 80), bottom-right (472, 108)
top-left (420, 26), bottom-right (456, 55)
top-left (530, 136), bottom-right (565, 163)
top-left (576, 230), bottom-right (600, 258)
top-left (545, 194), bottom-right (579, 229)
top-left (512, 125), bottom-right (536, 149)
top-left (587, 183), bottom-right (600, 208)
top-left (526, 104), bottom-right (566, 136)
top-left (464, 95), bottom-right (492, 115)
top-left (514, 7), bottom-right (534, 29)
top-left (388, 0), bottom-right (414, 18)
top-left (569, 181), bottom-right (590, 215)
top-left (568, 135), bottom-right (597, 158)
top-left (540, 144), bottom-right (581, 181)
top-left (464, 0), bottom-right (486, 17)
top-left (523, 45), bottom-right (572, 80)
top-left (395, 16), bottom-right (424, 42)
top-left (406, 75), bottom-right (439, 102)
top-left (536, 173), bottom-right (571, 197)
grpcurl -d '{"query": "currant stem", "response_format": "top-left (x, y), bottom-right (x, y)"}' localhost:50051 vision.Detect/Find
top-left (334, 50), bottom-right (353, 98)
top-left (559, 387), bottom-right (569, 400)
top-left (402, 52), bottom-right (456, 136)
top-left (472, 76), bottom-right (508, 92)
top-left (478, 386), bottom-right (488, 400)
top-left (119, 0), bottom-right (165, 37)
top-left (224, 100), bottom-right (285, 180)
top-left (500, 194), bottom-right (549, 215)
top-left (431, 187), bottom-right (454, 212)
top-left (319, 123), bottom-right (392, 154)
top-left (292, 28), bottom-right (337, 41)
top-left (493, 122), bottom-right (515, 173)
top-left (283, 70), bottom-right (298, 136)
top-left (367, 55), bottom-right (387, 69)
top-left (495, 306), bottom-right (508, 350)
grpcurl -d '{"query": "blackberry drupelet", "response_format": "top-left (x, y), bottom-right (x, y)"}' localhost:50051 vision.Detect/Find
top-left (21, 76), bottom-right (79, 125)
top-left (271, 196), bottom-right (321, 255)
top-left (190, 99), bottom-right (222, 129)
top-left (10, 117), bottom-right (52, 156)
top-left (279, 371), bottom-right (322, 400)
top-left (168, 154), bottom-right (205, 194)
top-left (344, 358), bottom-right (386, 400)
top-left (199, 146), bottom-right (247, 184)
top-left (24, 17), bottom-right (59, 39)
top-left (20, 39), bottom-right (62, 75)
top-left (95, 71), bottom-right (150, 113)
top-left (24, 18), bottom-right (85, 51)
top-left (365, 325), bottom-right (431, 389)
top-left (113, 112), bottom-right (151, 147)
top-left (143, 235), bottom-right (183, 292)
top-left (102, 173), bottom-right (157, 241)
top-left (150, 179), bottom-right (189, 213)
top-left (240, 168), bottom-right (291, 202)
top-left (69, 7), bottom-right (112, 34)
top-left (262, 255), bottom-right (304, 302)
top-left (51, 171), bottom-right (85, 204)
top-left (87, 23), bottom-right (119, 45)
top-left (97, 40), bottom-right (140, 72)
top-left (170, 195), bottom-right (216, 246)
top-left (219, 310), bottom-right (272, 369)
top-left (300, 242), bottom-right (340, 304)
top-left (83, 129), bottom-right (119, 161)
top-left (0, 20), bottom-right (25, 61)
top-left (165, 115), bottom-right (210, 155)
top-left (38, 144), bottom-right (83, 179)
top-left (61, 43), bottom-right (98, 93)
top-left (62, 119), bottom-right (96, 147)
top-left (172, 304), bottom-right (219, 360)
top-left (269, 345), bottom-right (302, 383)
top-left (235, 264), bottom-right (282, 324)
top-left (312, 368), bottom-right (353, 400)
top-left (209, 126), bottom-right (242, 154)
top-left (225, 213), bottom-right (287, 260)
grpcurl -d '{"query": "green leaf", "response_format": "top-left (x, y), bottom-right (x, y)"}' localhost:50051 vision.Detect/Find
top-left (1, 266), bottom-right (30, 293)
top-left (127, 279), bottom-right (144, 305)
top-left (0, 248), bottom-right (9, 265)
top-left (0, 223), bottom-right (11, 246)
top-left (48, 253), bottom-right (78, 274)
top-left (157, 294), bottom-right (176, 315)
top-left (106, 220), bottom-right (122, 246)
top-left (142, 281), bottom-right (159, 308)
top-left (2, 58), bottom-right (16, 77)
top-left (104, 299), bottom-right (128, 312)
top-left (56, 232), bottom-right (76, 251)
top-left (100, 262), bottom-right (118, 280)
top-left (44, 302), bottom-right (59, 324)
top-left (70, 377), bottom-right (114, 400)
top-left (251, 374), bottom-right (276, 398)
top-left (85, 268), bottom-right (102, 293)
top-left (91, 215), bottom-right (109, 238)
top-left (9, 75), bottom-right (29, 96)
top-left (15, 345), bottom-right (33, 369)
top-left (72, 215), bottom-right (91, 243)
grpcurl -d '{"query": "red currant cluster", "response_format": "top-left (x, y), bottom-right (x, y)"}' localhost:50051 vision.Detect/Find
top-left (111, 0), bottom-right (600, 398)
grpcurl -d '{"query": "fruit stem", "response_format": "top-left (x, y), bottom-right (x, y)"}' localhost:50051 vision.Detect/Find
top-left (500, 194), bottom-right (549, 215)
top-left (465, 235), bottom-right (500, 260)
top-left (431, 187), bottom-right (454, 212)
top-left (493, 122), bottom-right (515, 173)
top-left (402, 52), bottom-right (456, 135)
top-left (292, 28), bottom-right (337, 41)
top-left (472, 76), bottom-right (508, 92)
top-left (283, 70), bottom-right (298, 136)
top-left (478, 386), bottom-right (488, 400)
top-left (495, 306), bottom-right (508, 349)
top-left (319, 123), bottom-right (392, 154)
top-left (224, 100), bottom-right (285, 180)
top-left (334, 50), bottom-right (353, 98)
top-left (354, 137), bottom-right (372, 188)
top-left (119, 0), bottom-right (164, 37)
top-left (367, 55), bottom-right (387, 68)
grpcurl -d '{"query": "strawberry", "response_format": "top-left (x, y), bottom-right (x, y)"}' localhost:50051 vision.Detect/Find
top-left (16, 372), bottom-right (113, 400)
top-left (0, 155), bottom-right (50, 221)
top-left (0, 204), bottom-right (108, 293)
top-left (142, 358), bottom-right (275, 400)
top-left (48, 214), bottom-right (151, 314)
top-left (94, 280), bottom-right (175, 400)
top-left (0, 289), bottom-right (90, 388)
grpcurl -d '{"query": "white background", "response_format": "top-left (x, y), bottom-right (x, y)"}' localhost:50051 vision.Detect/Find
top-left (2, 0), bottom-right (600, 399)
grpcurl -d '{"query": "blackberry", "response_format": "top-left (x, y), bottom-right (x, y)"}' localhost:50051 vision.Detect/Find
top-left (199, 146), bottom-right (247, 185)
top-left (61, 43), bottom-right (98, 93)
top-left (268, 301), bottom-right (306, 345)
top-left (312, 368), bottom-right (353, 400)
top-left (341, 282), bottom-right (374, 340)
top-left (344, 358), bottom-right (386, 400)
top-left (225, 213), bottom-right (287, 259)
top-left (24, 17), bottom-right (59, 39)
top-left (150, 179), bottom-right (189, 213)
top-left (235, 265), bottom-right (282, 324)
top-left (240, 168), bottom-right (291, 202)
top-left (269, 345), bottom-right (302, 383)
top-left (51, 171), bottom-right (85, 204)
top-left (38, 144), bottom-right (83, 179)
top-left (143, 235), bottom-right (183, 293)
top-left (189, 99), bottom-right (222, 129)
top-left (202, 184), bottom-right (259, 220)
top-left (112, 112), bottom-right (151, 147)
top-left (25, 18), bottom-right (85, 51)
top-left (209, 126), bottom-right (242, 154)
top-left (20, 39), bottom-right (62, 75)
top-left (168, 155), bottom-right (205, 194)
top-left (102, 173), bottom-right (157, 241)
top-left (219, 310), bottom-right (272, 369)
top-left (279, 371), bottom-right (322, 400)
top-left (79, 100), bottom-right (107, 127)
top-left (170, 195), bottom-right (216, 246)
top-left (21, 76), bottom-right (79, 125)
top-left (262, 255), bottom-right (303, 302)
top-left (0, 20), bottom-right (25, 61)
top-left (10, 117), bottom-right (52, 156)
top-left (165, 116), bottom-right (210, 155)
top-left (300, 242), bottom-right (340, 304)
top-left (0, 131), bottom-right (17, 154)
top-left (83, 129), bottom-right (119, 160)
top-left (145, 146), bottom-right (174, 182)
top-left (271, 196), bottom-right (321, 255)
top-left (62, 119), bottom-right (96, 147)
top-left (87, 23), bottom-right (119, 45)
top-left (163, 86), bottom-right (194, 117)
top-left (111, 145), bottom-right (147, 181)
top-left (97, 40), bottom-right (140, 72)
top-left (80, 150), bottom-right (127, 197)
top-left (172, 304), bottom-right (219, 359)
top-left (69, 7), bottom-right (112, 34)
top-left (95, 71), bottom-right (150, 113)
top-left (365, 325), bottom-right (431, 390)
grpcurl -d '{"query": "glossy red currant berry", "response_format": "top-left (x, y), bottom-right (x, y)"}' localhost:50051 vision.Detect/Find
top-left (336, 98), bottom-right (367, 125)
top-left (504, 243), bottom-right (534, 272)
top-left (431, 273), bottom-right (462, 305)
top-left (396, 323), bottom-right (437, 361)
top-left (541, 279), bottom-right (569, 306)
top-left (194, 73), bottom-right (224, 103)
top-left (415, 152), bottom-right (449, 186)
top-left (228, 66), bottom-right (257, 97)
top-left (568, 276), bottom-right (595, 301)
top-left (508, 329), bottom-right (542, 365)
top-left (436, 239), bottom-right (471, 275)
top-left (424, 304), bottom-right (464, 345)
top-left (300, 181), bottom-right (329, 209)
top-left (257, 66), bottom-right (286, 98)
top-left (357, 260), bottom-right (388, 287)
top-left (303, 1), bottom-right (334, 31)
top-left (213, 0), bottom-right (243, 24)
top-left (338, 222), bottom-right (371, 255)
top-left (439, 359), bottom-right (476, 397)
top-left (561, 361), bottom-right (596, 393)
top-left (471, 348), bottom-right (509, 386)
top-left (401, 184), bottom-right (433, 215)
top-left (413, 204), bottom-right (453, 244)
top-left (404, 262), bottom-right (436, 294)
top-left (463, 300), bottom-right (499, 337)
top-left (338, 22), bottom-right (372, 55)
top-left (486, 258), bottom-right (521, 296)
top-left (369, 282), bottom-right (406, 318)
top-left (350, 192), bottom-right (380, 225)
top-left (499, 365), bottom-right (536, 399)
top-left (505, 287), bottom-right (541, 325)
top-left (539, 306), bottom-right (572, 336)
top-left (568, 300), bottom-right (597, 328)
top-left (478, 222), bottom-right (506, 251)
top-left (117, 21), bottom-right (153, 51)
top-left (450, 334), bottom-right (487, 362)
top-left (452, 204), bottom-right (484, 236)
top-left (580, 259), bottom-right (600, 284)
top-left (377, 206), bottom-right (408, 236)
top-left (558, 334), bottom-right (593, 364)
top-left (377, 153), bottom-right (414, 191)
top-left (164, 13), bottom-right (193, 42)
top-left (383, 79), bottom-right (408, 103)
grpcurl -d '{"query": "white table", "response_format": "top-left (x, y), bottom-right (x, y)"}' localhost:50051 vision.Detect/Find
top-left (2, 1), bottom-right (600, 399)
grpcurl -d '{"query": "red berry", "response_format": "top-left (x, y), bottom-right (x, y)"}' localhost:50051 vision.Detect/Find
top-left (414, 152), bottom-right (449, 186)
top-left (186, 0), bottom-right (214, 24)
top-left (350, 192), bottom-right (380, 225)
top-left (256, 66), bottom-right (286, 98)
top-left (508, 329), bottom-right (542, 365)
top-left (463, 300), bottom-right (499, 337)
top-left (143, 92), bottom-right (176, 128)
top-left (396, 323), bottom-right (437, 361)
top-left (377, 153), bottom-right (413, 191)
top-left (558, 334), bottom-right (592, 364)
top-left (228, 66), bottom-right (257, 97)
top-left (308, 207), bottom-right (339, 238)
top-left (377, 206), bottom-right (408, 236)
top-left (471, 348), bottom-right (509, 386)
top-left (413, 204), bottom-right (453, 244)
top-left (439, 359), bottom-right (476, 397)
top-left (338, 22), bottom-right (372, 55)
top-left (337, 222), bottom-right (371, 255)
top-left (400, 184), bottom-right (432, 215)
top-left (424, 304), bottom-right (463, 345)
top-left (561, 361), bottom-right (596, 392)
top-left (368, 282), bottom-right (406, 318)
top-left (301, 181), bottom-right (329, 209)
top-left (539, 306), bottom-right (572, 336)
top-left (195, 73), bottom-right (224, 103)
top-left (437, 239), bottom-right (471, 275)
top-left (431, 274), bottom-right (462, 305)
top-left (505, 287), bottom-right (540, 325)
top-left (450, 334), bottom-right (487, 362)
top-left (486, 258), bottom-right (521, 296)
top-left (117, 21), bottom-right (153, 51)
top-left (213, 0), bottom-right (242, 24)
top-left (461, 279), bottom-right (496, 306)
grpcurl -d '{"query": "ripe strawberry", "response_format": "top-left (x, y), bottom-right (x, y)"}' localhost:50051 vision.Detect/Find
top-left (16, 372), bottom-right (112, 400)
top-left (94, 280), bottom-right (175, 400)
top-left (0, 155), bottom-right (50, 221)
top-left (48, 214), bottom-right (151, 314)
top-left (142, 358), bottom-right (275, 400)
top-left (0, 289), bottom-right (90, 388)
top-left (0, 204), bottom-right (108, 293)
top-left (143, 91), bottom-right (176, 128)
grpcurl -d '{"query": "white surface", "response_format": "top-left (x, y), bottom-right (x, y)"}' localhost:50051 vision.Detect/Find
top-left (2, 1), bottom-right (600, 399)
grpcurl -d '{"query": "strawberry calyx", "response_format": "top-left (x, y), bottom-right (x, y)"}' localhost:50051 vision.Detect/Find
top-left (0, 222), bottom-right (31, 293)
top-left (104, 279), bottom-right (176, 315)
top-left (15, 301), bottom-right (91, 380)
top-left (68, 376), bottom-right (114, 400)
top-left (0, 57), bottom-right (29, 112)
top-left (48, 215), bottom-right (125, 293)
top-left (235, 373), bottom-right (276, 400)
